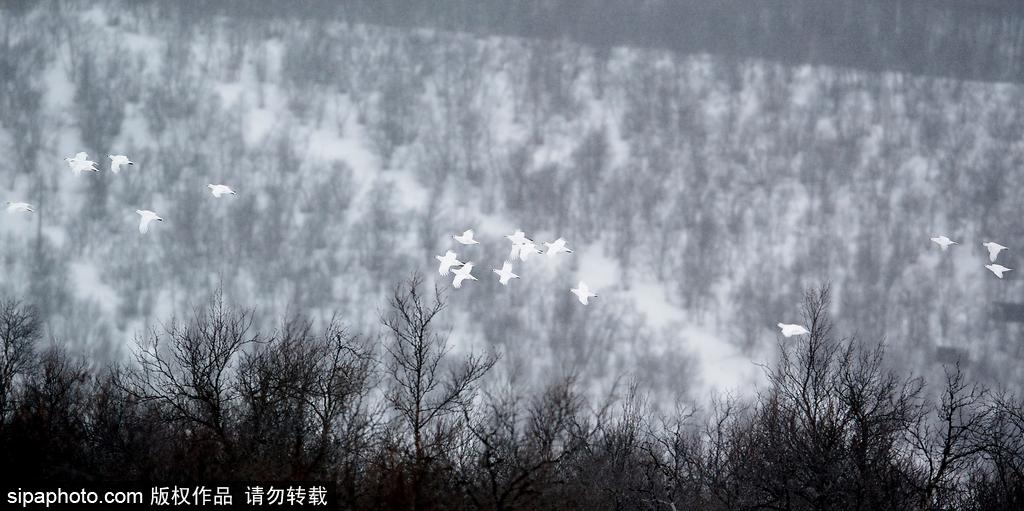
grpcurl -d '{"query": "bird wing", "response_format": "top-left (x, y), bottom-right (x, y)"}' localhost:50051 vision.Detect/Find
top-left (75, 152), bottom-right (87, 161)
top-left (453, 266), bottom-right (470, 287)
top-left (508, 244), bottom-right (521, 261)
top-left (139, 217), bottom-right (151, 234)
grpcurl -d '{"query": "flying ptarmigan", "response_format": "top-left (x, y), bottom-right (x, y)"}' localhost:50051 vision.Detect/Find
top-left (986, 264), bottom-right (1012, 279)
top-left (435, 250), bottom-right (463, 276)
top-left (5, 202), bottom-right (34, 213)
top-left (66, 155), bottom-right (99, 175)
top-left (570, 282), bottom-right (597, 305)
top-left (208, 184), bottom-right (237, 197)
top-left (505, 229), bottom-right (533, 245)
top-left (136, 210), bottom-right (164, 234)
top-left (492, 262), bottom-right (519, 286)
top-left (453, 229), bottom-right (480, 245)
top-left (777, 323), bottom-right (810, 337)
top-left (108, 154), bottom-right (134, 173)
top-left (517, 241), bottom-right (542, 262)
top-left (982, 242), bottom-right (1007, 263)
top-left (452, 262), bottom-right (478, 288)
top-left (544, 238), bottom-right (573, 257)
top-left (930, 236), bottom-right (958, 251)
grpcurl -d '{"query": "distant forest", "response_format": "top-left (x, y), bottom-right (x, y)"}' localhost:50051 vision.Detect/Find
top-left (1, 283), bottom-right (1023, 510)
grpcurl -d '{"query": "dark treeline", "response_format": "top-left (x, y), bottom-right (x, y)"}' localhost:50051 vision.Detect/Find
top-left (148, 0), bottom-right (1024, 84)
top-left (1, 280), bottom-right (1022, 510)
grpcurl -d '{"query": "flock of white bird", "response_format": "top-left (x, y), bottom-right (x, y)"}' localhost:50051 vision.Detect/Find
top-left (774, 235), bottom-right (1014, 339)
top-left (439, 227), bottom-right (811, 338)
top-left (931, 235), bottom-right (1013, 278)
top-left (5, 152), bottom-right (1006, 337)
top-left (436, 229), bottom-right (597, 305)
top-left (5, 151), bottom-right (237, 233)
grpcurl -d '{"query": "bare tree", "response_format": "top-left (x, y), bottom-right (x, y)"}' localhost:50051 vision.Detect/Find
top-left (755, 284), bottom-right (925, 510)
top-left (381, 274), bottom-right (498, 511)
top-left (909, 363), bottom-right (991, 509)
top-left (459, 373), bottom-right (586, 510)
top-left (119, 291), bottom-right (256, 475)
top-left (236, 314), bottom-right (376, 483)
top-left (9, 344), bottom-right (91, 479)
top-left (0, 300), bottom-right (40, 428)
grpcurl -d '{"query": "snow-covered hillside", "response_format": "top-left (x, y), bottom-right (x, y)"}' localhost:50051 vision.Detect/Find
top-left (2, 2), bottom-right (1023, 405)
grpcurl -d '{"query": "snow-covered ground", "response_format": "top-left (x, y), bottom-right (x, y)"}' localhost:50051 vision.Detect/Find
top-left (2, 3), bottom-right (1023, 407)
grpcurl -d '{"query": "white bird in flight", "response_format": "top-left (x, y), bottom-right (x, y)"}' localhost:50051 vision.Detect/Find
top-left (544, 238), bottom-right (573, 257)
top-left (453, 229), bottom-right (480, 245)
top-left (777, 323), bottom-right (810, 337)
top-left (570, 282), bottom-right (597, 305)
top-left (108, 154), bottom-right (134, 173)
top-left (136, 210), bottom-right (163, 234)
top-left (517, 240), bottom-right (542, 262)
top-left (435, 250), bottom-right (463, 276)
top-left (507, 244), bottom-right (522, 262)
top-left (982, 242), bottom-right (1007, 262)
top-left (930, 235), bottom-right (958, 251)
top-left (986, 264), bottom-right (1012, 279)
top-left (66, 155), bottom-right (99, 175)
top-left (505, 229), bottom-right (533, 246)
top-left (452, 262), bottom-right (478, 288)
top-left (5, 201), bottom-right (34, 213)
top-left (208, 184), bottom-right (237, 197)
top-left (492, 262), bottom-right (519, 285)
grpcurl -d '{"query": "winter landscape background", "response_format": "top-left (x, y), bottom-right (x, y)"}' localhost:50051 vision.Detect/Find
top-left (4, 0), bottom-right (1023, 400)
top-left (3, 1), bottom-right (1024, 509)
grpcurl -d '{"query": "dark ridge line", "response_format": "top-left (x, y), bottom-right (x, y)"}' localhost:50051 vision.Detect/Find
top-left (115, 0), bottom-right (1024, 85)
